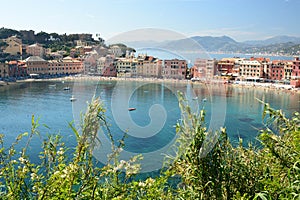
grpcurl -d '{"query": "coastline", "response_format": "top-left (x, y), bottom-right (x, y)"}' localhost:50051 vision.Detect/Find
top-left (1, 76), bottom-right (299, 94)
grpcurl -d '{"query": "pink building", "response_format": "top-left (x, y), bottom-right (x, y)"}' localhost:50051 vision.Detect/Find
top-left (26, 43), bottom-right (45, 57)
top-left (291, 56), bottom-right (300, 87)
top-left (270, 60), bottom-right (285, 81)
top-left (163, 59), bottom-right (187, 79)
top-left (191, 58), bottom-right (217, 80)
top-left (8, 60), bottom-right (27, 77)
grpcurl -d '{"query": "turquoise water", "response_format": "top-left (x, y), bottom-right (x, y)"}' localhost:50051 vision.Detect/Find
top-left (0, 80), bottom-right (299, 170)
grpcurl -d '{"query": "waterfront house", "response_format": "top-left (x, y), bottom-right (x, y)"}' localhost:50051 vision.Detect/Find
top-left (48, 57), bottom-right (83, 76)
top-left (163, 59), bottom-right (187, 79)
top-left (25, 56), bottom-right (49, 76)
top-left (96, 55), bottom-right (117, 77)
top-left (191, 58), bottom-right (217, 80)
top-left (270, 60), bottom-right (285, 81)
top-left (291, 56), bottom-right (300, 87)
top-left (116, 57), bottom-right (137, 78)
top-left (136, 54), bottom-right (162, 78)
top-left (239, 59), bottom-right (263, 81)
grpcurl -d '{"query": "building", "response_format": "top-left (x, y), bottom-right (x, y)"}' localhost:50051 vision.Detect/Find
top-left (25, 56), bottom-right (49, 76)
top-left (96, 55), bottom-right (117, 77)
top-left (163, 59), bottom-right (187, 79)
top-left (0, 62), bottom-right (9, 79)
top-left (136, 55), bottom-right (162, 78)
top-left (48, 57), bottom-right (83, 76)
top-left (3, 36), bottom-right (22, 56)
top-left (270, 60), bottom-right (285, 81)
top-left (283, 61), bottom-right (293, 81)
top-left (110, 45), bottom-right (123, 57)
top-left (191, 58), bottom-right (217, 80)
top-left (116, 57), bottom-right (137, 78)
top-left (291, 56), bottom-right (300, 87)
top-left (7, 60), bottom-right (27, 78)
top-left (26, 43), bottom-right (45, 57)
top-left (239, 59), bottom-right (263, 81)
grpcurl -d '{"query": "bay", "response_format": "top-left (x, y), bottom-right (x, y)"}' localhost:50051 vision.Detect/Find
top-left (0, 80), bottom-right (299, 172)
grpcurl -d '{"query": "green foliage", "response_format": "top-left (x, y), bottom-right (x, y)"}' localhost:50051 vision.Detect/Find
top-left (0, 95), bottom-right (299, 199)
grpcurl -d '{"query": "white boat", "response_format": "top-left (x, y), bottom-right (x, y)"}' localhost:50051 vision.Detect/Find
top-left (48, 84), bottom-right (56, 88)
top-left (63, 87), bottom-right (70, 90)
top-left (70, 95), bottom-right (77, 102)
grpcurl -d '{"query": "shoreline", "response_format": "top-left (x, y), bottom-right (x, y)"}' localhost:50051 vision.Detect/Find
top-left (1, 76), bottom-right (299, 94)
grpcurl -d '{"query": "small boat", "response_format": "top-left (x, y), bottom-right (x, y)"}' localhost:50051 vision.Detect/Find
top-left (48, 84), bottom-right (56, 88)
top-left (63, 87), bottom-right (70, 90)
top-left (192, 97), bottom-right (198, 100)
top-left (70, 95), bottom-right (77, 102)
top-left (128, 108), bottom-right (136, 111)
top-left (202, 98), bottom-right (207, 102)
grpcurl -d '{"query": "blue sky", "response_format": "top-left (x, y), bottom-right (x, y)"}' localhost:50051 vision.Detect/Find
top-left (0, 0), bottom-right (299, 42)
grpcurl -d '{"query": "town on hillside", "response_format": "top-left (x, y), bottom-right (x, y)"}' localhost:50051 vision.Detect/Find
top-left (0, 29), bottom-right (300, 88)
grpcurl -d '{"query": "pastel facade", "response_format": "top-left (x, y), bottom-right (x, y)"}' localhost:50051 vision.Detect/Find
top-left (48, 57), bottom-right (83, 75)
top-left (291, 57), bottom-right (300, 87)
top-left (110, 46), bottom-right (123, 57)
top-left (136, 55), bottom-right (162, 78)
top-left (3, 36), bottom-right (22, 56)
top-left (270, 61), bottom-right (285, 81)
top-left (191, 59), bottom-right (217, 80)
top-left (116, 57), bottom-right (137, 78)
top-left (26, 43), bottom-right (45, 57)
top-left (25, 56), bottom-right (49, 75)
top-left (239, 60), bottom-right (263, 80)
top-left (163, 59), bottom-right (187, 79)
top-left (7, 60), bottom-right (27, 77)
top-left (96, 55), bottom-right (117, 77)
top-left (26, 56), bottom-right (83, 76)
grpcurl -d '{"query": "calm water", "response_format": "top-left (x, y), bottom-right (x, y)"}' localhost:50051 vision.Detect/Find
top-left (0, 80), bottom-right (299, 170)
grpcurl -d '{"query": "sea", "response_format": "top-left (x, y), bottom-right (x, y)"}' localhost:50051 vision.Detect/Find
top-left (0, 79), bottom-right (299, 173)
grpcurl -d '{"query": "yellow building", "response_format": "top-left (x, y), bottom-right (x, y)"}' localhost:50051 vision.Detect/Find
top-left (136, 55), bottom-right (162, 78)
top-left (116, 57), bottom-right (137, 78)
top-left (3, 36), bottom-right (22, 56)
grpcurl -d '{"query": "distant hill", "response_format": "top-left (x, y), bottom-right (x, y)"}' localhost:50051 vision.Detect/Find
top-left (156, 35), bottom-right (247, 52)
top-left (156, 35), bottom-right (300, 55)
top-left (243, 35), bottom-right (300, 46)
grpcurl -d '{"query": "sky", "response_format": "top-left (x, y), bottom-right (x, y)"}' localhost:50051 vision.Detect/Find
top-left (0, 0), bottom-right (299, 42)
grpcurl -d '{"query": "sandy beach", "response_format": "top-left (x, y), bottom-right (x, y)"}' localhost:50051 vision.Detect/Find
top-left (0, 75), bottom-right (299, 95)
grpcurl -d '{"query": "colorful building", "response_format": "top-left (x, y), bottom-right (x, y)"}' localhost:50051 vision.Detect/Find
top-left (3, 36), bottom-right (22, 56)
top-left (191, 58), bottom-right (217, 80)
top-left (116, 57), bottom-right (137, 78)
top-left (239, 59), bottom-right (263, 81)
top-left (26, 43), bottom-right (45, 57)
top-left (163, 59), bottom-right (187, 79)
top-left (25, 56), bottom-right (49, 76)
top-left (96, 55), bottom-right (117, 77)
top-left (48, 56), bottom-right (83, 76)
top-left (136, 55), bottom-right (162, 78)
top-left (0, 62), bottom-right (9, 78)
top-left (291, 56), bottom-right (300, 87)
